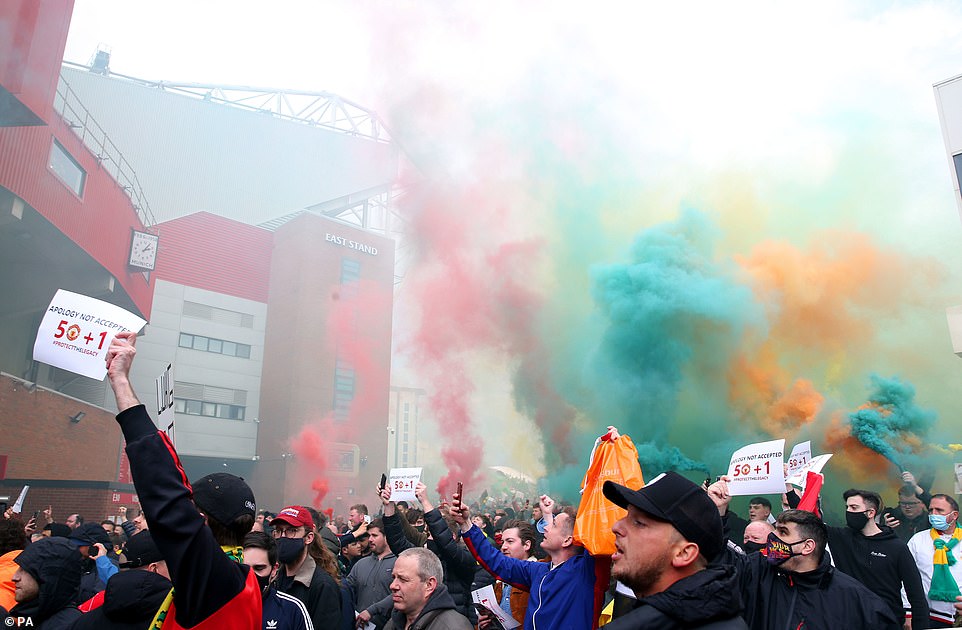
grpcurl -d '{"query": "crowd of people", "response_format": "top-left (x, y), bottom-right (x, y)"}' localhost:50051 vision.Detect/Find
top-left (2, 333), bottom-right (962, 629)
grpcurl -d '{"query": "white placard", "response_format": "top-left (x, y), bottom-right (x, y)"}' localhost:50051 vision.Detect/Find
top-left (156, 364), bottom-right (175, 446)
top-left (12, 486), bottom-right (28, 513)
top-left (388, 467), bottom-right (423, 503)
top-left (785, 453), bottom-right (833, 488)
top-left (472, 584), bottom-right (521, 629)
top-left (786, 441), bottom-right (811, 478)
top-left (727, 439), bottom-right (786, 496)
top-left (32, 289), bottom-right (147, 380)
top-left (954, 463), bottom-right (962, 495)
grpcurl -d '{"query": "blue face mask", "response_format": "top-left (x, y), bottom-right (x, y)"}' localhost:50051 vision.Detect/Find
top-left (930, 514), bottom-right (950, 531)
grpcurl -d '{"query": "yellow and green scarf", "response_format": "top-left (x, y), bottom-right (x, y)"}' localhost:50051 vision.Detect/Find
top-left (929, 526), bottom-right (962, 602)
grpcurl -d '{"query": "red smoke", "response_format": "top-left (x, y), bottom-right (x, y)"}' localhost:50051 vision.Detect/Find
top-left (400, 181), bottom-right (573, 496)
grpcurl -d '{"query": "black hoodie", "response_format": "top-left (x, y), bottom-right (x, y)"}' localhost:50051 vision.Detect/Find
top-left (826, 524), bottom-right (929, 627)
top-left (605, 565), bottom-right (749, 630)
top-left (65, 569), bottom-right (173, 630)
top-left (2, 537), bottom-right (82, 629)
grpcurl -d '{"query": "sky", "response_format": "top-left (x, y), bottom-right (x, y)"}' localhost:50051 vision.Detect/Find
top-left (64, 1), bottom-right (962, 499)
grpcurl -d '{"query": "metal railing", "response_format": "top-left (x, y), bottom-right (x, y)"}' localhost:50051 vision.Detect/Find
top-left (62, 61), bottom-right (392, 144)
top-left (53, 73), bottom-right (157, 228)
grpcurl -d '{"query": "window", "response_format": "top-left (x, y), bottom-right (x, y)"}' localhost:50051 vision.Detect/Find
top-left (182, 301), bottom-right (255, 328)
top-left (333, 358), bottom-right (355, 422)
top-left (341, 259), bottom-right (361, 284)
top-left (955, 154), bottom-right (962, 206)
top-left (49, 139), bottom-right (86, 196)
top-left (174, 397), bottom-right (246, 421)
top-left (178, 333), bottom-right (251, 359)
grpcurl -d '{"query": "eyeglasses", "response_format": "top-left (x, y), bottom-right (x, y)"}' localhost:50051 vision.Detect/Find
top-left (272, 527), bottom-right (304, 539)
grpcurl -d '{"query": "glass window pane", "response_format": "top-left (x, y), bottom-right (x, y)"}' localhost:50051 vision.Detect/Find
top-left (234, 406), bottom-right (245, 420)
top-left (236, 344), bottom-right (251, 359)
top-left (216, 404), bottom-right (231, 419)
top-left (178, 333), bottom-right (192, 348)
top-left (202, 402), bottom-right (216, 416)
top-left (186, 400), bottom-right (202, 414)
top-left (49, 140), bottom-right (86, 196)
top-left (208, 339), bottom-right (222, 354)
top-left (174, 398), bottom-right (186, 413)
top-left (222, 341), bottom-right (236, 356)
top-left (192, 336), bottom-right (208, 351)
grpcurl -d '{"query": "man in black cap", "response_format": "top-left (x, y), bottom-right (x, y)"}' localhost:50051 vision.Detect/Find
top-left (68, 530), bottom-right (174, 629)
top-left (601, 472), bottom-right (748, 629)
top-left (0, 537), bottom-right (82, 628)
top-left (104, 331), bottom-right (261, 629)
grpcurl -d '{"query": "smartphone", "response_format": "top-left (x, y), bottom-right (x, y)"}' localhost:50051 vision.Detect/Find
top-left (33, 510), bottom-right (41, 523)
top-left (379, 473), bottom-right (387, 491)
top-left (456, 482), bottom-right (463, 501)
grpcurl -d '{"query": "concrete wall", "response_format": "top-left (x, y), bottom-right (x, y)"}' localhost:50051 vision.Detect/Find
top-left (129, 279), bottom-right (266, 459)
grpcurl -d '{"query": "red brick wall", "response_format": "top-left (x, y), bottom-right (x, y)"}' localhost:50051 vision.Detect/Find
top-left (0, 373), bottom-right (136, 522)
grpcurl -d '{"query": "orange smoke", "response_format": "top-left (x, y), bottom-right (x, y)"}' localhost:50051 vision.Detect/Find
top-left (735, 233), bottom-right (924, 353)
top-left (728, 346), bottom-right (824, 437)
top-left (727, 232), bottom-right (935, 437)
top-left (822, 412), bottom-right (892, 482)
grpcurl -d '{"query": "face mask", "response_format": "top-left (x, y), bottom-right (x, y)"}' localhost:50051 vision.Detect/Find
top-left (276, 537), bottom-right (305, 565)
top-left (930, 514), bottom-right (950, 531)
top-left (845, 511), bottom-right (870, 532)
top-left (743, 541), bottom-right (766, 554)
top-left (256, 573), bottom-right (272, 596)
top-left (765, 532), bottom-right (803, 566)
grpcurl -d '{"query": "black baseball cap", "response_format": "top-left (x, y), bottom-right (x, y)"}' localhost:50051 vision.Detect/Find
top-left (191, 473), bottom-right (256, 526)
top-left (120, 530), bottom-right (164, 568)
top-left (603, 471), bottom-right (724, 561)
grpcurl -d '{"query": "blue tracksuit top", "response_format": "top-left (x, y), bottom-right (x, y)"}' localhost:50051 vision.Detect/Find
top-left (462, 524), bottom-right (595, 630)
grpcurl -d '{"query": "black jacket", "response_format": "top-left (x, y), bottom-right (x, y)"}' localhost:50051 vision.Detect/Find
top-left (721, 547), bottom-right (901, 630)
top-left (826, 524), bottom-right (928, 627)
top-left (383, 509), bottom-right (478, 624)
top-left (2, 537), bottom-right (82, 629)
top-left (66, 569), bottom-right (172, 630)
top-left (605, 565), bottom-right (749, 630)
top-left (116, 404), bottom-right (261, 628)
top-left (383, 583), bottom-right (472, 630)
top-left (77, 558), bottom-right (106, 604)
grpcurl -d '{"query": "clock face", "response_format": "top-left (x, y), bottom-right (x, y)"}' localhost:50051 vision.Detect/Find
top-left (129, 231), bottom-right (159, 270)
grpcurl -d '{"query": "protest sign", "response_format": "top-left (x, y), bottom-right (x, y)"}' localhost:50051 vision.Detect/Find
top-left (389, 467), bottom-right (423, 503)
top-left (727, 439), bottom-right (785, 496)
top-left (472, 585), bottom-right (521, 629)
top-left (33, 289), bottom-right (146, 380)
top-left (786, 441), bottom-right (812, 478)
top-left (156, 364), bottom-right (175, 446)
top-left (12, 486), bottom-right (28, 513)
top-left (786, 453), bottom-right (833, 488)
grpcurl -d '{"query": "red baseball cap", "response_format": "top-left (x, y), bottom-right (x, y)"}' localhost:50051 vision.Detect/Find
top-left (271, 506), bottom-right (314, 530)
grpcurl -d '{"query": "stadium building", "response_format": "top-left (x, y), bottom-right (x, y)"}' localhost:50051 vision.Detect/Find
top-left (0, 0), bottom-right (401, 516)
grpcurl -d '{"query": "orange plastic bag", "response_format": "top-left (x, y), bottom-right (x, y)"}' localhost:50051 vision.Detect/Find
top-left (573, 430), bottom-right (644, 556)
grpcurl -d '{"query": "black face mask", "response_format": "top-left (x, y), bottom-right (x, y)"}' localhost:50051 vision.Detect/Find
top-left (256, 572), bottom-right (272, 597)
top-left (743, 541), bottom-right (766, 554)
top-left (276, 537), bottom-right (305, 565)
top-left (845, 511), bottom-right (870, 532)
